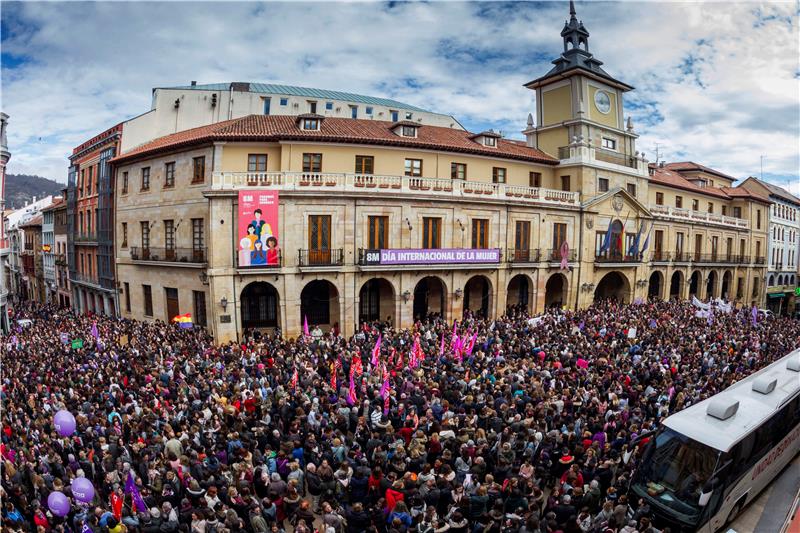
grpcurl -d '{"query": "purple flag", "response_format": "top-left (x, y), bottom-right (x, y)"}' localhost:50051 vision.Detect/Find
top-left (124, 472), bottom-right (147, 513)
top-left (380, 377), bottom-right (390, 399)
top-left (91, 321), bottom-right (99, 339)
top-left (303, 315), bottom-right (310, 337)
top-left (648, 318), bottom-right (657, 329)
top-left (751, 305), bottom-right (758, 326)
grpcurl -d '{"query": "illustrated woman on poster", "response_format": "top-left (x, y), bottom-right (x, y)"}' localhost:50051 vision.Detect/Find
top-left (266, 236), bottom-right (279, 265)
top-left (251, 240), bottom-right (268, 265)
top-left (245, 224), bottom-right (258, 250)
top-left (239, 237), bottom-right (252, 266)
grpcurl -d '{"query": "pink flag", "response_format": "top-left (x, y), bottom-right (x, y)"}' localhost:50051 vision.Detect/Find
top-left (290, 368), bottom-right (298, 390)
top-left (560, 241), bottom-right (570, 270)
top-left (303, 315), bottom-right (310, 337)
top-left (347, 374), bottom-right (357, 405)
top-left (383, 391), bottom-right (390, 416)
top-left (439, 334), bottom-right (445, 356)
top-left (466, 331), bottom-right (478, 356)
top-left (380, 376), bottom-right (390, 399)
top-left (576, 358), bottom-right (589, 369)
top-left (91, 321), bottom-right (99, 340)
top-left (371, 334), bottom-right (382, 366)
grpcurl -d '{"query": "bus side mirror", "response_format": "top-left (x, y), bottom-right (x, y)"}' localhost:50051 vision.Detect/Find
top-left (698, 478), bottom-right (719, 507)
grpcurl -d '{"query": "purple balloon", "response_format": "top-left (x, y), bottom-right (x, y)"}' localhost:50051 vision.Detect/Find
top-left (71, 477), bottom-right (95, 503)
top-left (54, 410), bottom-right (76, 437)
top-left (47, 491), bottom-right (70, 517)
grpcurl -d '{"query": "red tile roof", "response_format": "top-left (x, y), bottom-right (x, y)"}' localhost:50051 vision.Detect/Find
top-left (114, 115), bottom-right (559, 166)
top-left (664, 161), bottom-right (736, 182)
top-left (650, 166), bottom-right (771, 203)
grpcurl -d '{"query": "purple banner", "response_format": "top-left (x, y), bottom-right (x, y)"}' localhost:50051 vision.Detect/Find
top-left (363, 248), bottom-right (501, 266)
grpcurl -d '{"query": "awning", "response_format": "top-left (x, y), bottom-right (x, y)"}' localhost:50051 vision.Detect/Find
top-left (767, 293), bottom-right (785, 298)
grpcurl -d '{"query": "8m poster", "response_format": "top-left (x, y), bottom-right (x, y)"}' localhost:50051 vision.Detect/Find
top-left (237, 190), bottom-right (280, 266)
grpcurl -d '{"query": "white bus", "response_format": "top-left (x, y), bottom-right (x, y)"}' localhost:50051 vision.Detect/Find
top-left (627, 349), bottom-right (800, 532)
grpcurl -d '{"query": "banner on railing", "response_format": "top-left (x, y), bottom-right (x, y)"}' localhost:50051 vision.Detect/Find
top-left (362, 248), bottom-right (500, 266)
top-left (237, 190), bottom-right (280, 267)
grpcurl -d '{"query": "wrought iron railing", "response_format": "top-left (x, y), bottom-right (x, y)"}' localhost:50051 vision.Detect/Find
top-left (506, 248), bottom-right (540, 264)
top-left (130, 246), bottom-right (207, 263)
top-left (298, 248), bottom-right (344, 267)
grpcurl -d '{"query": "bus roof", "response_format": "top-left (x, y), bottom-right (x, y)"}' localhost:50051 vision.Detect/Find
top-left (662, 349), bottom-right (800, 452)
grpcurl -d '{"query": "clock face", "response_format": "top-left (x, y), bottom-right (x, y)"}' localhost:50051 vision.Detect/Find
top-left (594, 90), bottom-right (611, 114)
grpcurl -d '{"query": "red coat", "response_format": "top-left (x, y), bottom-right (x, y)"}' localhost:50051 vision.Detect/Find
top-left (385, 488), bottom-right (404, 511)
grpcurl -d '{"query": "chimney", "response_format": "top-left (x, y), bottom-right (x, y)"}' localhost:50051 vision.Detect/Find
top-left (190, 81), bottom-right (197, 87)
top-left (523, 113), bottom-right (536, 148)
top-left (659, 161), bottom-right (665, 168)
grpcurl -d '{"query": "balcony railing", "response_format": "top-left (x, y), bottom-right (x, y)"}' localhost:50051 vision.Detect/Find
top-left (650, 204), bottom-right (749, 229)
top-left (75, 233), bottom-right (98, 243)
top-left (71, 273), bottom-right (100, 286)
top-left (507, 248), bottom-right (540, 264)
top-left (558, 145), bottom-right (639, 169)
top-left (546, 248), bottom-right (576, 262)
top-left (755, 256), bottom-right (766, 265)
top-left (595, 251), bottom-right (642, 263)
top-left (213, 172), bottom-right (581, 207)
top-left (298, 249), bottom-right (344, 267)
top-left (129, 246), bottom-right (207, 264)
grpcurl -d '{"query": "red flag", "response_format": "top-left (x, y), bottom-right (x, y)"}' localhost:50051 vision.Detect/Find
top-left (348, 374), bottom-right (357, 405)
top-left (371, 334), bottom-right (382, 367)
top-left (290, 368), bottom-right (299, 391)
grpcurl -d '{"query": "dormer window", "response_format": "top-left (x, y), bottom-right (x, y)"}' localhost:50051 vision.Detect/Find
top-left (469, 131), bottom-right (501, 147)
top-left (484, 136), bottom-right (496, 147)
top-left (402, 125), bottom-right (417, 137)
top-left (303, 118), bottom-right (320, 130)
top-left (297, 113), bottom-right (324, 131)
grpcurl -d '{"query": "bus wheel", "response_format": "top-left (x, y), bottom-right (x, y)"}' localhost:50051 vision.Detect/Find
top-left (726, 499), bottom-right (746, 525)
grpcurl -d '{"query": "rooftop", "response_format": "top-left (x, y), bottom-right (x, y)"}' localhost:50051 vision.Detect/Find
top-left (742, 176), bottom-right (800, 206)
top-left (649, 165), bottom-right (770, 203)
top-left (160, 82), bottom-right (433, 113)
top-left (664, 161), bottom-right (736, 182)
top-left (114, 115), bottom-right (559, 166)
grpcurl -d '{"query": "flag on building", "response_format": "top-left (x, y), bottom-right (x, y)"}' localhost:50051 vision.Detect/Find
top-left (599, 218), bottom-right (614, 253)
top-left (560, 240), bottom-right (570, 270)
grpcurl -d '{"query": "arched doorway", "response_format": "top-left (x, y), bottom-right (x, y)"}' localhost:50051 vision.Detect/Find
top-left (241, 281), bottom-right (280, 329)
top-left (464, 275), bottom-right (492, 318)
top-left (359, 278), bottom-right (395, 326)
top-left (544, 273), bottom-right (567, 308)
top-left (721, 271), bottom-right (732, 299)
top-left (669, 271), bottom-right (683, 299)
top-left (648, 271), bottom-right (664, 300)
top-left (706, 270), bottom-right (718, 298)
top-left (594, 271), bottom-right (631, 303)
top-left (413, 276), bottom-right (446, 321)
top-left (507, 274), bottom-right (532, 312)
top-left (689, 271), bottom-right (701, 297)
top-left (300, 280), bottom-right (340, 329)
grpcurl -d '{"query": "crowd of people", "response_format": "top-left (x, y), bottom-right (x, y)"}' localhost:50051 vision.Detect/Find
top-left (2, 298), bottom-right (799, 533)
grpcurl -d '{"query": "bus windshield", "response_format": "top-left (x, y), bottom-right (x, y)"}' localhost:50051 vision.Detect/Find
top-left (631, 428), bottom-right (721, 522)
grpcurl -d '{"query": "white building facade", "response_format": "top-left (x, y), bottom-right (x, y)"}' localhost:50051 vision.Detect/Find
top-left (0, 112), bottom-right (10, 333)
top-left (41, 205), bottom-right (57, 303)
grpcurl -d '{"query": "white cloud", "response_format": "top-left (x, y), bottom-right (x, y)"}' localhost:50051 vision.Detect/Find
top-left (1, 0), bottom-right (798, 190)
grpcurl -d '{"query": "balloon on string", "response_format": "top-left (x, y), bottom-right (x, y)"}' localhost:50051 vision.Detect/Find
top-left (47, 491), bottom-right (70, 517)
top-left (71, 477), bottom-right (95, 503)
top-left (54, 410), bottom-right (76, 437)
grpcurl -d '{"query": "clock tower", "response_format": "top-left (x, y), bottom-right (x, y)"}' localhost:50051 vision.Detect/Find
top-left (524, 1), bottom-right (638, 166)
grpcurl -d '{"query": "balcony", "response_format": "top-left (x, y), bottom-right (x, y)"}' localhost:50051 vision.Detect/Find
top-left (755, 256), bottom-right (766, 265)
top-left (75, 233), bottom-right (99, 243)
top-left (651, 251), bottom-right (670, 262)
top-left (71, 273), bottom-right (101, 286)
top-left (212, 171), bottom-right (581, 207)
top-left (298, 249), bottom-right (344, 267)
top-left (546, 248), bottom-right (576, 263)
top-left (129, 246), bottom-right (207, 264)
top-left (558, 144), bottom-right (643, 171)
top-left (595, 251), bottom-right (642, 264)
top-left (650, 204), bottom-right (749, 229)
top-left (507, 248), bottom-right (540, 264)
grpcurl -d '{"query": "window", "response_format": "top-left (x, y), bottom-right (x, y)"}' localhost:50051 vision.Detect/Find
top-left (192, 156), bottom-right (205, 183)
top-left (140, 222), bottom-right (150, 250)
top-left (122, 171), bottom-right (128, 194)
top-left (401, 125), bottom-right (417, 137)
top-left (752, 277), bottom-right (760, 297)
top-left (79, 212), bottom-right (84, 233)
top-left (124, 282), bottom-right (131, 312)
top-left (365, 106), bottom-right (373, 115)
top-left (627, 183), bottom-right (636, 196)
top-left (308, 215), bottom-right (332, 265)
top-left (193, 291), bottom-right (207, 327)
top-left (164, 162), bottom-right (175, 188)
top-left (675, 195), bottom-right (683, 208)
top-left (484, 136), bottom-right (496, 147)
top-left (694, 234), bottom-right (703, 259)
top-left (515, 220), bottom-right (530, 251)
top-left (722, 205), bottom-right (727, 216)
top-left (552, 223), bottom-right (567, 252)
top-left (121, 222), bottom-right (128, 248)
top-left (390, 110), bottom-right (399, 122)
top-left (368, 216), bottom-right (388, 249)
top-left (492, 167), bottom-right (506, 184)
top-left (602, 137), bottom-right (617, 150)
top-left (141, 167), bottom-right (150, 191)
top-left (350, 105), bottom-right (358, 119)
top-left (740, 238), bottom-right (746, 257)
top-left (529, 172), bottom-right (541, 188)
top-left (164, 219), bottom-right (175, 251)
top-left (560, 175), bottom-right (570, 191)
top-left (280, 98), bottom-right (288, 106)
top-left (405, 112), bottom-right (413, 120)
top-left (451, 163), bottom-right (467, 180)
top-left (302, 118), bottom-right (320, 130)
top-left (756, 240), bottom-right (761, 259)
top-left (355, 155), bottom-right (374, 174)
top-left (652, 192), bottom-right (663, 206)
top-left (708, 202), bottom-right (714, 214)
top-left (303, 153), bottom-right (322, 173)
top-left (79, 169), bottom-right (85, 196)
top-left (308, 101), bottom-right (317, 113)
top-left (404, 158), bottom-right (422, 177)
top-left (471, 219), bottom-right (488, 248)
top-left (598, 178), bottom-right (609, 193)
top-left (692, 199), bottom-right (699, 211)
top-left (191, 218), bottom-right (204, 253)
top-left (87, 166), bottom-right (93, 195)
top-left (143, 285), bottom-right (153, 316)
top-left (757, 209), bottom-right (762, 229)
top-left (422, 217), bottom-right (441, 249)
top-left (325, 101), bottom-right (333, 110)
top-left (263, 97), bottom-right (271, 115)
top-left (248, 154), bottom-right (268, 172)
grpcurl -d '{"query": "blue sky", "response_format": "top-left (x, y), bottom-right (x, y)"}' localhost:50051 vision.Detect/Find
top-left (1, 1), bottom-right (798, 193)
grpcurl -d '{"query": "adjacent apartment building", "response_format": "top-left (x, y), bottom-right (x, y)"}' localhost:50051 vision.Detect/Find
top-left (109, 3), bottom-right (770, 342)
top-left (0, 112), bottom-right (10, 333)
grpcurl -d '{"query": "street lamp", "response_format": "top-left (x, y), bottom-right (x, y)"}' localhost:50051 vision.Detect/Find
top-left (220, 296), bottom-right (228, 312)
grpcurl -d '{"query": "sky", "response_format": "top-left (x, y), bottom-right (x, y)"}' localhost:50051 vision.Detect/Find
top-left (1, 1), bottom-right (798, 193)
